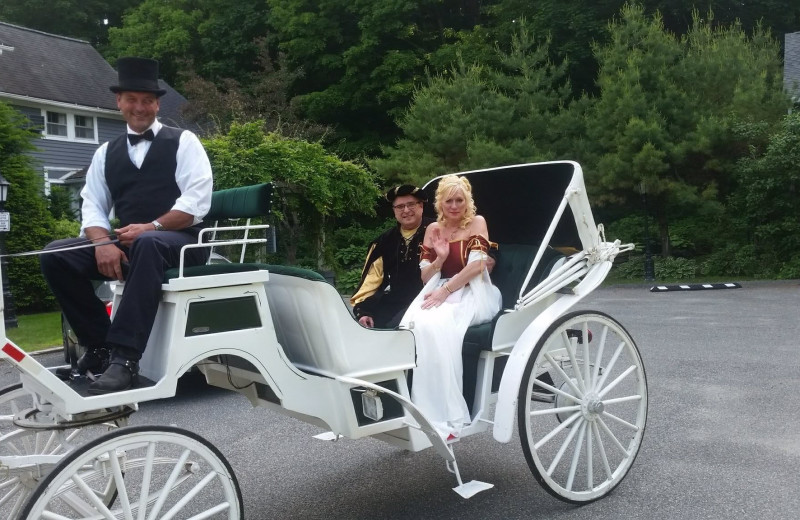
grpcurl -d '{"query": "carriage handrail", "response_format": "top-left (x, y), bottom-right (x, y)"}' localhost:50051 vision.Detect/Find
top-left (517, 252), bottom-right (589, 308)
top-left (175, 224), bottom-right (271, 279)
top-left (516, 195), bottom-right (572, 304)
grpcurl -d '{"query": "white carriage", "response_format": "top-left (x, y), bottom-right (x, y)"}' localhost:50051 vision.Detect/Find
top-left (0, 161), bottom-right (646, 518)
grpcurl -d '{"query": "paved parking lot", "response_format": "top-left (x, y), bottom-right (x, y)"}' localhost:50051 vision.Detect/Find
top-left (2, 280), bottom-right (799, 519)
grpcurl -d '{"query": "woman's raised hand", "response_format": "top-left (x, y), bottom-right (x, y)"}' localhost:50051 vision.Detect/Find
top-left (432, 228), bottom-right (450, 261)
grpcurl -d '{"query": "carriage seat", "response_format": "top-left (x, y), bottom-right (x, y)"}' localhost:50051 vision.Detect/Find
top-left (163, 183), bottom-right (273, 282)
top-left (263, 270), bottom-right (416, 378)
top-left (463, 244), bottom-right (566, 353)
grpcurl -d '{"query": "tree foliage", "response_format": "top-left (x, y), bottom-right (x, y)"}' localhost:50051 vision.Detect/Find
top-left (0, 102), bottom-right (57, 312)
top-left (203, 122), bottom-right (381, 271)
top-left (372, 22), bottom-right (573, 186)
top-left (585, 4), bottom-right (789, 256)
top-left (0, 0), bottom-right (141, 47)
top-left (105, 0), bottom-right (270, 87)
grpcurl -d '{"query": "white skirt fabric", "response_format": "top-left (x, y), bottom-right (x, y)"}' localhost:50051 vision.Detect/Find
top-left (400, 252), bottom-right (502, 438)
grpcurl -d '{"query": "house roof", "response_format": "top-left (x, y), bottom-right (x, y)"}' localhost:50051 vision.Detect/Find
top-left (0, 21), bottom-right (118, 110)
top-left (786, 32), bottom-right (800, 102)
top-left (0, 21), bottom-right (200, 132)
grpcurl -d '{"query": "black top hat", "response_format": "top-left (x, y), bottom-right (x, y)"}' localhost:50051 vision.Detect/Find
top-left (109, 57), bottom-right (167, 97)
top-left (385, 184), bottom-right (427, 203)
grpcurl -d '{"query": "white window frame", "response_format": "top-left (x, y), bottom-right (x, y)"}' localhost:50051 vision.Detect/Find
top-left (40, 109), bottom-right (98, 144)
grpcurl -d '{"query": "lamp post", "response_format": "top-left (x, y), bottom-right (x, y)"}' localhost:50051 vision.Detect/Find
top-left (639, 181), bottom-right (655, 282)
top-left (0, 173), bottom-right (17, 328)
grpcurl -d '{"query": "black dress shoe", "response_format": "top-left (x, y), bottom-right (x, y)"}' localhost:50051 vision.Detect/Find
top-left (77, 347), bottom-right (111, 374)
top-left (87, 359), bottom-right (139, 395)
top-left (55, 347), bottom-right (110, 380)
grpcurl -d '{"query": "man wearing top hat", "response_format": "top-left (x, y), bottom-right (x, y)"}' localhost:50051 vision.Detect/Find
top-left (350, 185), bottom-right (435, 329)
top-left (40, 57), bottom-right (213, 394)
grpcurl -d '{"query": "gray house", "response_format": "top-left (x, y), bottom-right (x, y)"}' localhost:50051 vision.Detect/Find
top-left (785, 31), bottom-right (800, 106)
top-left (0, 21), bottom-right (196, 206)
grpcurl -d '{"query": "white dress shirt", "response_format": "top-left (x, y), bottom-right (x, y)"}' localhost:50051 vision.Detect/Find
top-left (79, 119), bottom-right (213, 236)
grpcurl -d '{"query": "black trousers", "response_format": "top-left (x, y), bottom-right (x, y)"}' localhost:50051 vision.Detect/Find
top-left (40, 230), bottom-right (208, 356)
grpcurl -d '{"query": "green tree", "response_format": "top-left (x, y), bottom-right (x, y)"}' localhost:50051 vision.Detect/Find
top-left (105, 0), bottom-right (270, 88)
top-left (727, 113), bottom-right (800, 277)
top-left (203, 122), bottom-right (381, 271)
top-left (585, 4), bottom-right (789, 256)
top-left (372, 22), bottom-right (572, 186)
top-left (0, 102), bottom-right (57, 312)
top-left (0, 0), bottom-right (141, 46)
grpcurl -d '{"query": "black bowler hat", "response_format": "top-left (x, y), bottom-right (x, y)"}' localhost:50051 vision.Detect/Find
top-left (109, 57), bottom-right (167, 97)
top-left (385, 184), bottom-right (427, 203)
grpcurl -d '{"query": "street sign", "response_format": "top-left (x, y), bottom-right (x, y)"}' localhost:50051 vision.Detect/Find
top-left (0, 212), bottom-right (9, 232)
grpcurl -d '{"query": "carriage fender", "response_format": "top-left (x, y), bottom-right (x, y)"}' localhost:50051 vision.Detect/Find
top-left (492, 261), bottom-right (612, 444)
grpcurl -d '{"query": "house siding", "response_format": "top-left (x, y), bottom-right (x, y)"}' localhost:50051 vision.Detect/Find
top-left (786, 32), bottom-right (800, 103)
top-left (10, 104), bottom-right (124, 178)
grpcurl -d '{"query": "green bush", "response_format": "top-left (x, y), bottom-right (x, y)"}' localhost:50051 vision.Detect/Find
top-left (654, 256), bottom-right (698, 280)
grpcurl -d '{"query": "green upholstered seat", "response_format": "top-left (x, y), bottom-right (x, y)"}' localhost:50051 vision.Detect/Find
top-left (204, 183), bottom-right (272, 221)
top-left (161, 183), bottom-right (327, 284)
top-left (463, 244), bottom-right (565, 353)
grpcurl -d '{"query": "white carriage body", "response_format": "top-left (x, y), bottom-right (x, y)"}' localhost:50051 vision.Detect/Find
top-left (0, 161), bottom-right (645, 515)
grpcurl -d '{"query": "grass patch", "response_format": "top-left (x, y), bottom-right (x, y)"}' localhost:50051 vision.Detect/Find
top-left (6, 311), bottom-right (63, 353)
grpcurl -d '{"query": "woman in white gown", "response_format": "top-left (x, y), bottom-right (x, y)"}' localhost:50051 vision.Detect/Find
top-left (400, 175), bottom-right (501, 440)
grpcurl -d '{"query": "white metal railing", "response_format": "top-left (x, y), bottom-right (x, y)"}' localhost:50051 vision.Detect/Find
top-left (176, 223), bottom-right (270, 278)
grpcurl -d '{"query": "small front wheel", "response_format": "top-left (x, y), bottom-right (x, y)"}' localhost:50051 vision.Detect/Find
top-left (21, 425), bottom-right (243, 519)
top-left (518, 310), bottom-right (648, 503)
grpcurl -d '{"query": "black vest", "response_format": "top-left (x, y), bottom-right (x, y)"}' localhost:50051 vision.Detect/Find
top-left (105, 126), bottom-right (183, 227)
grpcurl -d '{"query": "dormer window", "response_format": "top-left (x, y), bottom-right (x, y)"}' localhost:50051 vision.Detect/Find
top-left (42, 110), bottom-right (97, 142)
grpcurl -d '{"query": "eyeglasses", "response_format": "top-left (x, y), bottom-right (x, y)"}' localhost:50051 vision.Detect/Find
top-left (392, 201), bottom-right (422, 211)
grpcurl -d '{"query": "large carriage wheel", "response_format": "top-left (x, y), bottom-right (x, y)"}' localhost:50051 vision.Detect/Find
top-left (21, 425), bottom-right (243, 519)
top-left (0, 384), bottom-right (120, 519)
top-left (518, 310), bottom-right (647, 503)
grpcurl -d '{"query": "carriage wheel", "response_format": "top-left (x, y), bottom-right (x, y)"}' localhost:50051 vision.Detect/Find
top-left (518, 310), bottom-right (647, 503)
top-left (0, 383), bottom-right (30, 433)
top-left (21, 425), bottom-right (243, 520)
top-left (0, 384), bottom-right (121, 519)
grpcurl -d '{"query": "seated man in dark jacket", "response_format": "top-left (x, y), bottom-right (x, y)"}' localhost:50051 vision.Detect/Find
top-left (351, 185), bottom-right (433, 329)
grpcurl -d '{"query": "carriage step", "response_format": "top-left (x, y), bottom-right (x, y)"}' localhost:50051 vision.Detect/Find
top-left (49, 367), bottom-right (157, 397)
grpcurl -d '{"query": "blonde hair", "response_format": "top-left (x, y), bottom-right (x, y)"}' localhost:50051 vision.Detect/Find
top-left (434, 175), bottom-right (476, 228)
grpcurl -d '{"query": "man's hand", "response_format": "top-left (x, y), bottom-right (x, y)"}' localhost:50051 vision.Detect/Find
top-left (115, 223), bottom-right (155, 247)
top-left (358, 316), bottom-right (375, 328)
top-left (95, 244), bottom-right (128, 281)
top-left (486, 255), bottom-right (496, 273)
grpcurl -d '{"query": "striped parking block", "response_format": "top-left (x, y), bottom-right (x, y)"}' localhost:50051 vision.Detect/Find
top-left (650, 282), bottom-right (742, 292)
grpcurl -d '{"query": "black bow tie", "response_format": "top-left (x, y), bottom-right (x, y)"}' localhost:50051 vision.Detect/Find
top-left (128, 129), bottom-right (155, 145)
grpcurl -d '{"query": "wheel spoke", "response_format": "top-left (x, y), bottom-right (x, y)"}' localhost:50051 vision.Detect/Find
top-left (592, 421), bottom-right (613, 479)
top-left (598, 365), bottom-right (637, 398)
top-left (0, 480), bottom-right (22, 505)
top-left (586, 422), bottom-right (594, 489)
top-left (591, 325), bottom-right (609, 391)
top-left (562, 332), bottom-right (587, 393)
top-left (534, 410), bottom-right (581, 450)
top-left (596, 417), bottom-right (630, 457)
top-left (137, 441), bottom-right (157, 520)
top-left (531, 378), bottom-right (581, 403)
top-left (146, 448), bottom-right (192, 520)
top-left (547, 417), bottom-right (584, 476)
top-left (600, 411), bottom-right (640, 432)
top-left (161, 471), bottom-right (222, 520)
top-left (530, 404), bottom-right (581, 417)
top-left (595, 340), bottom-right (625, 390)
top-left (71, 473), bottom-right (116, 518)
top-left (566, 421), bottom-right (587, 491)
top-left (544, 352), bottom-right (584, 399)
top-left (602, 394), bottom-right (642, 406)
top-left (108, 447), bottom-right (134, 520)
top-left (582, 322), bottom-right (590, 390)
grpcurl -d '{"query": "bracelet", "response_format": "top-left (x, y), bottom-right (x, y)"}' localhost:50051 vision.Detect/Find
top-left (443, 283), bottom-right (453, 294)
top-left (431, 262), bottom-right (441, 271)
